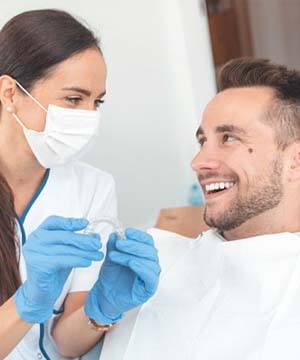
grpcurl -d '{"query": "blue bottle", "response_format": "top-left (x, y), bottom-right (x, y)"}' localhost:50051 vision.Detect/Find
top-left (188, 183), bottom-right (203, 206)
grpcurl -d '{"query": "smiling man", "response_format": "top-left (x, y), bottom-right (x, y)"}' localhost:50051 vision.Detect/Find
top-left (193, 61), bottom-right (300, 240)
top-left (99, 58), bottom-right (300, 360)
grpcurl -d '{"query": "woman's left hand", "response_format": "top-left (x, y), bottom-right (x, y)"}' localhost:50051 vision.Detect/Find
top-left (84, 229), bottom-right (161, 324)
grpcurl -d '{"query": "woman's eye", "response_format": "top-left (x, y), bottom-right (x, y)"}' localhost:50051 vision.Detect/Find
top-left (66, 97), bottom-right (81, 105)
top-left (95, 99), bottom-right (105, 109)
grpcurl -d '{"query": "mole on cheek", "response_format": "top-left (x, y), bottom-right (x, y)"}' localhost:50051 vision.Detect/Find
top-left (248, 148), bottom-right (253, 154)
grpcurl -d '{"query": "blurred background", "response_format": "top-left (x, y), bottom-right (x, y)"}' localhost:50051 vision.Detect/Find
top-left (206, 0), bottom-right (300, 77)
top-left (1, 0), bottom-right (299, 228)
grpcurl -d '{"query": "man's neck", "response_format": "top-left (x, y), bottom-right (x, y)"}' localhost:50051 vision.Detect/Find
top-left (223, 204), bottom-right (300, 241)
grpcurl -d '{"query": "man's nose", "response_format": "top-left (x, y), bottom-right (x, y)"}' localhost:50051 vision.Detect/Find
top-left (191, 149), bottom-right (221, 172)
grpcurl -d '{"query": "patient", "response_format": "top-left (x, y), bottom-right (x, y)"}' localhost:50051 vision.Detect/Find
top-left (100, 58), bottom-right (300, 360)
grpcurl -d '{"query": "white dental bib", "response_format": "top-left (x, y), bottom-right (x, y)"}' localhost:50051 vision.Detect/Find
top-left (101, 229), bottom-right (300, 360)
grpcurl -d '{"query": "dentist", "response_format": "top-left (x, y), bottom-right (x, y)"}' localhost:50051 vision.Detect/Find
top-left (0, 9), bottom-right (160, 360)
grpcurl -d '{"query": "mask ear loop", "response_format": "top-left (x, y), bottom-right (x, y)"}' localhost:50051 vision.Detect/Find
top-left (15, 81), bottom-right (48, 112)
top-left (9, 81), bottom-right (51, 134)
top-left (6, 106), bottom-right (27, 129)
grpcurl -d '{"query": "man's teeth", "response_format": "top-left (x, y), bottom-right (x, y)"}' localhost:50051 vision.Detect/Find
top-left (205, 182), bottom-right (234, 192)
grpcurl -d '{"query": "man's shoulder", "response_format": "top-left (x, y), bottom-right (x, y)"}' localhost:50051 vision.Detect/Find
top-left (147, 228), bottom-right (211, 274)
top-left (148, 228), bottom-right (216, 244)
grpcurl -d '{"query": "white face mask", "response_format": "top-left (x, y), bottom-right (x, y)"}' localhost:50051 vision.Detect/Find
top-left (9, 81), bottom-right (101, 168)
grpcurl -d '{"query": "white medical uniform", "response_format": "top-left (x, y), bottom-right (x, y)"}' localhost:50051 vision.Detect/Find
top-left (101, 228), bottom-right (300, 360)
top-left (5, 161), bottom-right (117, 360)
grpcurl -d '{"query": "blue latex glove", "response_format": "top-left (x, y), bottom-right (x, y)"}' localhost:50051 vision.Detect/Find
top-left (14, 215), bottom-right (103, 323)
top-left (84, 228), bottom-right (161, 324)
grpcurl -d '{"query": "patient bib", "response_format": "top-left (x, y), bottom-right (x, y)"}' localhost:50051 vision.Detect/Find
top-left (102, 229), bottom-right (300, 360)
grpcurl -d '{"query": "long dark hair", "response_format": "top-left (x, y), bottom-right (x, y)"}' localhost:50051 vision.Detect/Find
top-left (0, 174), bottom-right (19, 304)
top-left (0, 9), bottom-right (101, 304)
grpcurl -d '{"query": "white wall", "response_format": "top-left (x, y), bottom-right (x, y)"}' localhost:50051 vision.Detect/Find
top-left (0, 0), bottom-right (216, 227)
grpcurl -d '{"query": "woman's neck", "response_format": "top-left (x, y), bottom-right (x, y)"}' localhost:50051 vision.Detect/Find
top-left (0, 153), bottom-right (46, 218)
top-left (0, 117), bottom-right (47, 217)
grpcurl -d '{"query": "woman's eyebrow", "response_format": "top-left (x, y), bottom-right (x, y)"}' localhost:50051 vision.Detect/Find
top-left (62, 86), bottom-right (106, 98)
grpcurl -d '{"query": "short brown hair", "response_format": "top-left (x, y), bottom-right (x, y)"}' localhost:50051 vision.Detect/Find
top-left (218, 58), bottom-right (300, 149)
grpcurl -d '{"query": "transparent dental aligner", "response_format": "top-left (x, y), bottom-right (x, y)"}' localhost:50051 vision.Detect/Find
top-left (83, 216), bottom-right (125, 239)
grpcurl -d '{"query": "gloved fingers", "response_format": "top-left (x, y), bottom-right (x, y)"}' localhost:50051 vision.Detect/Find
top-left (33, 230), bottom-right (101, 251)
top-left (40, 216), bottom-right (88, 232)
top-left (53, 255), bottom-right (94, 269)
top-left (129, 259), bottom-right (160, 295)
top-left (28, 245), bottom-right (104, 262)
top-left (115, 239), bottom-right (158, 261)
top-left (28, 253), bottom-right (95, 270)
top-left (109, 251), bottom-right (161, 276)
top-left (106, 232), bottom-right (119, 253)
top-left (124, 228), bottom-right (154, 246)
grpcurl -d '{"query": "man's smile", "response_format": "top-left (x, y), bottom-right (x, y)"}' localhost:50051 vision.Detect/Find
top-left (200, 180), bottom-right (236, 201)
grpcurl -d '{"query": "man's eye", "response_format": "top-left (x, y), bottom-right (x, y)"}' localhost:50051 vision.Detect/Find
top-left (198, 138), bottom-right (206, 147)
top-left (223, 134), bottom-right (236, 143)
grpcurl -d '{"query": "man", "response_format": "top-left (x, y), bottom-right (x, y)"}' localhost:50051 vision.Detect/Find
top-left (100, 58), bottom-right (300, 360)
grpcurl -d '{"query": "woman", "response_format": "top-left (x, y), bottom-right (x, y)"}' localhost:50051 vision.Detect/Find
top-left (0, 9), bottom-right (160, 359)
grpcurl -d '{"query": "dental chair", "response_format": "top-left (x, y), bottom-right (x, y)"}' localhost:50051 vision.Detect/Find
top-left (155, 205), bottom-right (208, 238)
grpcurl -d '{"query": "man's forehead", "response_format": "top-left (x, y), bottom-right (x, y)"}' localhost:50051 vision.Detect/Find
top-left (200, 86), bottom-right (274, 132)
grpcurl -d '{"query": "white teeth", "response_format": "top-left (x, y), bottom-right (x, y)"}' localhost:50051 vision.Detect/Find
top-left (205, 181), bottom-right (234, 193)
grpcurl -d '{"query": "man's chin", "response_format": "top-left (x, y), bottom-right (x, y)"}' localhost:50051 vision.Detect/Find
top-left (204, 205), bottom-right (226, 225)
top-left (203, 207), bottom-right (221, 228)
top-left (203, 206), bottom-right (239, 231)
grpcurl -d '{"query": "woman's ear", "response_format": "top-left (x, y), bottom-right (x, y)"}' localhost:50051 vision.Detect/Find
top-left (0, 75), bottom-right (18, 113)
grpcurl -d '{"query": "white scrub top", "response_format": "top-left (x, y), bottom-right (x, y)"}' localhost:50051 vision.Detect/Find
top-left (5, 161), bottom-right (117, 360)
top-left (101, 228), bottom-right (300, 360)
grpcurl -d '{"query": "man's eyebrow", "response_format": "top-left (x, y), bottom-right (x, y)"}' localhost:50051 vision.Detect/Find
top-left (195, 124), bottom-right (247, 139)
top-left (62, 87), bottom-right (106, 98)
top-left (215, 124), bottom-right (247, 135)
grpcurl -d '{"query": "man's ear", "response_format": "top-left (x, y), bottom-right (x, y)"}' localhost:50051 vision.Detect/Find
top-left (287, 141), bottom-right (300, 182)
top-left (0, 75), bottom-right (18, 113)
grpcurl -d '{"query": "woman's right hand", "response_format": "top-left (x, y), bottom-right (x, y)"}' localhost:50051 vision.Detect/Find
top-left (14, 215), bottom-right (103, 324)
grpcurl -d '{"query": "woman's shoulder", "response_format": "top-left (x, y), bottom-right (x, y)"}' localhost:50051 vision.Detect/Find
top-left (51, 161), bottom-right (115, 188)
top-left (71, 161), bottom-right (114, 181)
